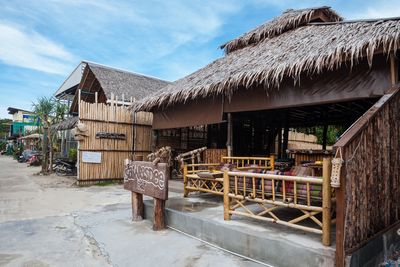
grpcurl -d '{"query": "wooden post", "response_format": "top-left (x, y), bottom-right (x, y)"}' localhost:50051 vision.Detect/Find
top-left (152, 130), bottom-right (159, 152)
top-left (183, 164), bottom-right (189, 197)
top-left (223, 170), bottom-right (231, 220)
top-left (77, 89), bottom-right (81, 181)
top-left (334, 146), bottom-right (346, 267)
top-left (94, 91), bottom-right (98, 104)
top-left (390, 52), bottom-right (398, 86)
top-left (226, 113), bottom-right (233, 157)
top-left (270, 155), bottom-right (275, 170)
top-left (277, 127), bottom-right (282, 158)
top-left (131, 192), bottom-right (144, 221)
top-left (322, 157), bottom-right (332, 246)
top-left (322, 124), bottom-right (328, 150)
top-left (153, 198), bottom-right (165, 230)
top-left (282, 125), bottom-right (289, 158)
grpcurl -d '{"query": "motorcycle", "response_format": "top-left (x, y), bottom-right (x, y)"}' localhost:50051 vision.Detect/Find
top-left (53, 158), bottom-right (77, 176)
top-left (27, 153), bottom-right (42, 166)
top-left (18, 150), bottom-right (37, 163)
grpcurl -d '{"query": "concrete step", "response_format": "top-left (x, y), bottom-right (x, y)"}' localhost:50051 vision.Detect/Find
top-left (143, 194), bottom-right (335, 267)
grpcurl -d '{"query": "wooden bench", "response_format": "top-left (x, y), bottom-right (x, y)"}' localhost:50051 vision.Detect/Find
top-left (223, 158), bottom-right (335, 246)
top-left (183, 156), bottom-right (275, 197)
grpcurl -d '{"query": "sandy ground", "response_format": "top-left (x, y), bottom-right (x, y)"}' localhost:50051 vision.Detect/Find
top-left (0, 156), bottom-right (260, 267)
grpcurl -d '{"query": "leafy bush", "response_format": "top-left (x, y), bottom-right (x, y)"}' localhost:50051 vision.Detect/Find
top-left (0, 141), bottom-right (6, 151)
top-left (68, 148), bottom-right (77, 162)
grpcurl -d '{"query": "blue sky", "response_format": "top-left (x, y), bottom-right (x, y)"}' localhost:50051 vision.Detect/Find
top-left (1, 0), bottom-right (399, 118)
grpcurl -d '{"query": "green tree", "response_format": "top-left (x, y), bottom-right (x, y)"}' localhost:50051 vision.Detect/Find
top-left (0, 119), bottom-right (12, 138)
top-left (297, 125), bottom-right (344, 146)
top-left (32, 98), bottom-right (69, 174)
top-left (32, 97), bottom-right (55, 174)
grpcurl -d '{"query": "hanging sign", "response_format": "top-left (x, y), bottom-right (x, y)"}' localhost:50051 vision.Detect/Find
top-left (96, 132), bottom-right (126, 140)
top-left (123, 160), bottom-right (169, 200)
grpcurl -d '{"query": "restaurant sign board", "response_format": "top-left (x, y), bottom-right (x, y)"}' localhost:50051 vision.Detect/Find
top-left (123, 160), bottom-right (169, 200)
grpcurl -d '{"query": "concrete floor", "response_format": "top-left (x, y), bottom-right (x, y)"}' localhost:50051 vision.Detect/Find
top-left (0, 156), bottom-right (261, 267)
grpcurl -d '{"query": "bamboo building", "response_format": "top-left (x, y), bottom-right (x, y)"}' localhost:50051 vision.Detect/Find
top-left (133, 7), bottom-right (400, 266)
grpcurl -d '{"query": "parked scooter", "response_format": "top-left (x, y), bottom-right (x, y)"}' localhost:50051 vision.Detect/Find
top-left (53, 158), bottom-right (77, 176)
top-left (27, 153), bottom-right (42, 166)
top-left (18, 150), bottom-right (37, 163)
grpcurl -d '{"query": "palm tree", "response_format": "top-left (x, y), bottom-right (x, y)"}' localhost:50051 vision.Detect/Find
top-left (50, 101), bottom-right (68, 168)
top-left (54, 101), bottom-right (68, 122)
top-left (32, 97), bottom-right (55, 174)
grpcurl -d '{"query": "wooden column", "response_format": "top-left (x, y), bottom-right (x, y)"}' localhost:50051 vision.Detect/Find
top-left (131, 192), bottom-right (144, 221)
top-left (390, 52), bottom-right (398, 86)
top-left (223, 171), bottom-right (231, 220)
top-left (335, 147), bottom-right (346, 267)
top-left (270, 155), bottom-right (275, 170)
top-left (152, 130), bottom-right (159, 152)
top-left (226, 113), bottom-right (233, 157)
top-left (282, 125), bottom-right (289, 158)
top-left (277, 126), bottom-right (282, 158)
top-left (153, 198), bottom-right (165, 230)
top-left (322, 157), bottom-right (332, 246)
top-left (322, 124), bottom-right (328, 150)
top-left (183, 164), bottom-right (189, 197)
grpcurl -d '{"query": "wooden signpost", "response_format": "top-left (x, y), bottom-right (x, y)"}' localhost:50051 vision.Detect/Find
top-left (124, 160), bottom-right (169, 230)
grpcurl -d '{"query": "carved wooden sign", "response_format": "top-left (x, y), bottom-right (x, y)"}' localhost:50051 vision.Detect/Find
top-left (123, 160), bottom-right (169, 200)
top-left (96, 132), bottom-right (126, 140)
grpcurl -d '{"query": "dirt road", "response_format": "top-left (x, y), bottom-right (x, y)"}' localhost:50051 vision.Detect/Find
top-left (0, 156), bottom-right (259, 267)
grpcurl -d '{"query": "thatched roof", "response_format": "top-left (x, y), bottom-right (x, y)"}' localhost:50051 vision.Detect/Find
top-left (51, 116), bottom-right (78, 131)
top-left (134, 7), bottom-right (400, 112)
top-left (221, 6), bottom-right (343, 54)
top-left (87, 62), bottom-right (170, 101)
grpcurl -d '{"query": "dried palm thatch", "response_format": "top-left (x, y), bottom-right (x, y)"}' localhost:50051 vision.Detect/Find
top-left (221, 6), bottom-right (343, 54)
top-left (134, 8), bottom-right (400, 112)
top-left (87, 62), bottom-right (170, 101)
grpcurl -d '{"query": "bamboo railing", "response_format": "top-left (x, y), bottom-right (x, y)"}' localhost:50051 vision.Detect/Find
top-left (223, 158), bottom-right (334, 246)
top-left (183, 156), bottom-right (275, 197)
top-left (221, 156), bottom-right (275, 170)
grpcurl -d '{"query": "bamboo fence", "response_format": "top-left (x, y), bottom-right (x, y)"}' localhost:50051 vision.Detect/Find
top-left (77, 96), bottom-right (152, 184)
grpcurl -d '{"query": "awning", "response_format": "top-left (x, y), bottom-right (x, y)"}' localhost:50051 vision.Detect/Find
top-left (151, 57), bottom-right (390, 129)
top-left (51, 116), bottom-right (79, 131)
top-left (19, 134), bottom-right (43, 140)
top-left (224, 58), bottom-right (389, 113)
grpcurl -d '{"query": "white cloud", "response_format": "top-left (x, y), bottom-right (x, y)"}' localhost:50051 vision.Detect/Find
top-left (0, 22), bottom-right (75, 75)
top-left (338, 0), bottom-right (400, 20)
top-left (348, 6), bottom-right (400, 19)
top-left (248, 0), bottom-right (326, 10)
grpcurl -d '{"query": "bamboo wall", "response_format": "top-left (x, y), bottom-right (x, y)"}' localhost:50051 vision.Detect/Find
top-left (132, 111), bottom-right (153, 160)
top-left (78, 100), bottom-right (152, 183)
top-left (204, 149), bottom-right (227, 163)
top-left (334, 89), bottom-right (400, 255)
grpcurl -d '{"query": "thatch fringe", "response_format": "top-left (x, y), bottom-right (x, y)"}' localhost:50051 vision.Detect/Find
top-left (133, 16), bottom-right (400, 112)
top-left (221, 6), bottom-right (343, 54)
